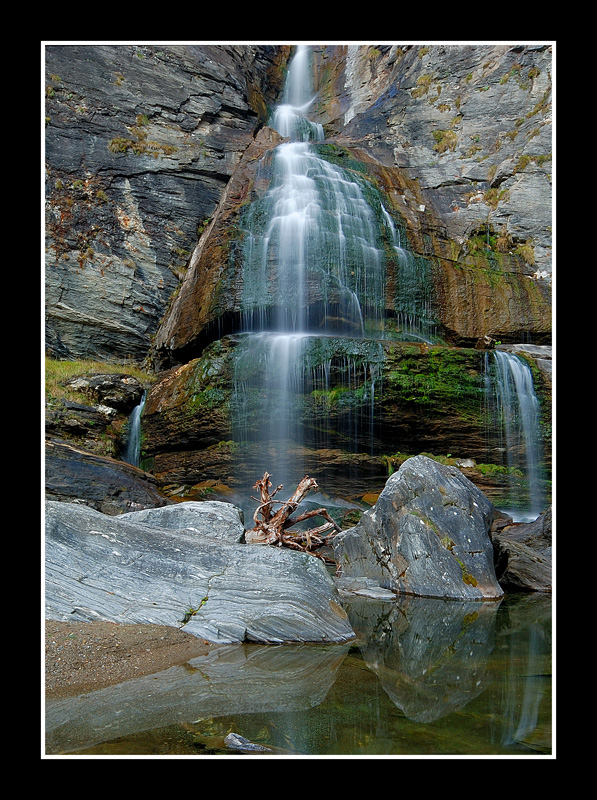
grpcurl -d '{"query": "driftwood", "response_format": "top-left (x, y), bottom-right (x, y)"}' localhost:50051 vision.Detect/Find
top-left (246, 472), bottom-right (341, 562)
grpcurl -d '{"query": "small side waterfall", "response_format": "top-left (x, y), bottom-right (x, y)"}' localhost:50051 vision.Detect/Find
top-left (123, 392), bottom-right (146, 468)
top-left (485, 351), bottom-right (544, 520)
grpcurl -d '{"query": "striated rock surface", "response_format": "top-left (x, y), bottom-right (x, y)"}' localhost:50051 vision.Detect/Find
top-left (119, 501), bottom-right (246, 543)
top-left (333, 455), bottom-right (504, 600)
top-left (313, 44), bottom-right (552, 273)
top-left (151, 126), bottom-right (287, 364)
top-left (45, 500), bottom-right (355, 644)
top-left (45, 44), bottom-right (289, 362)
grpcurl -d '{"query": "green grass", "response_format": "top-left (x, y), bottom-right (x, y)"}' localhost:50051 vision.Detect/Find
top-left (45, 357), bottom-right (153, 404)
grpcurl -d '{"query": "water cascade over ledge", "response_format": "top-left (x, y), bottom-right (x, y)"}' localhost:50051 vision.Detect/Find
top-left (230, 45), bottom-right (433, 497)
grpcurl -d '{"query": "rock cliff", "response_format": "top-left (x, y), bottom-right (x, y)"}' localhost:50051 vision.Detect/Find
top-left (45, 43), bottom-right (552, 364)
top-left (45, 44), bottom-right (290, 361)
top-left (44, 43), bottom-right (553, 518)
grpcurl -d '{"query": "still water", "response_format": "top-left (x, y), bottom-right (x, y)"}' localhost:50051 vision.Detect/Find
top-left (45, 592), bottom-right (552, 758)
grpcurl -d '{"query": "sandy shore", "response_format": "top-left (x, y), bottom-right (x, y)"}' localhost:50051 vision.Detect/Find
top-left (45, 620), bottom-right (215, 700)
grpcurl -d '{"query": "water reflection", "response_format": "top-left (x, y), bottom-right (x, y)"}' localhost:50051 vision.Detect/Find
top-left (45, 641), bottom-right (351, 754)
top-left (45, 594), bottom-right (552, 756)
top-left (346, 596), bottom-right (498, 723)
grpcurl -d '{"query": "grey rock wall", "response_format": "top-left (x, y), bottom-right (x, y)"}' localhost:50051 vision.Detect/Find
top-left (315, 44), bottom-right (552, 275)
top-left (45, 44), bottom-right (287, 362)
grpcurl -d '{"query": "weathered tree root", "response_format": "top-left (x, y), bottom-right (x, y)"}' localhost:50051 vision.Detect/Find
top-left (246, 472), bottom-right (341, 562)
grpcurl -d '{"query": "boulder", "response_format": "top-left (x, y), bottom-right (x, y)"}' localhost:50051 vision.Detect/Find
top-left (333, 455), bottom-right (503, 600)
top-left (491, 507), bottom-right (552, 592)
top-left (45, 439), bottom-right (170, 515)
top-left (45, 500), bottom-right (355, 645)
top-left (64, 373), bottom-right (145, 413)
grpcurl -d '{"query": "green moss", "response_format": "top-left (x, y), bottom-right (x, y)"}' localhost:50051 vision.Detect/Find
top-left (181, 596), bottom-right (208, 625)
top-left (455, 558), bottom-right (478, 586)
top-left (45, 357), bottom-right (153, 403)
top-left (385, 345), bottom-right (485, 410)
top-left (108, 116), bottom-right (177, 159)
top-left (475, 462), bottom-right (523, 478)
top-left (311, 386), bottom-right (350, 409)
top-left (409, 509), bottom-right (440, 535)
top-left (412, 73), bottom-right (435, 98)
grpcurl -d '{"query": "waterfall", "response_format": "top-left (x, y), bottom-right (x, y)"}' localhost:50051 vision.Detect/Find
top-left (123, 392), bottom-right (146, 467)
top-left (231, 45), bottom-right (431, 496)
top-left (485, 351), bottom-right (544, 520)
top-left (238, 45), bottom-right (408, 338)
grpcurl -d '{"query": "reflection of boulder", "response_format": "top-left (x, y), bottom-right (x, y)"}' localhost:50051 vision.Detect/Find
top-left (45, 641), bottom-right (350, 754)
top-left (345, 594), bottom-right (500, 723)
top-left (45, 500), bottom-right (355, 645)
top-left (334, 455), bottom-right (504, 600)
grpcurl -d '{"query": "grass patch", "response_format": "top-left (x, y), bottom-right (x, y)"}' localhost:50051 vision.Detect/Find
top-left (45, 357), bottom-right (153, 404)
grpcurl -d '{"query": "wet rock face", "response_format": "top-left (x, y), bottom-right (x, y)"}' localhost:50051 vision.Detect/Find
top-left (491, 507), bottom-right (552, 592)
top-left (45, 440), bottom-right (170, 516)
top-left (140, 335), bottom-right (551, 504)
top-left (149, 44), bottom-right (551, 368)
top-left (333, 455), bottom-right (504, 600)
top-left (314, 44), bottom-right (552, 270)
top-left (315, 44), bottom-right (553, 346)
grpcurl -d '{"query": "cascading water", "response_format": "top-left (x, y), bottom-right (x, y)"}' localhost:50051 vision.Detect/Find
top-left (123, 392), bottom-right (146, 468)
top-left (485, 351), bottom-right (545, 520)
top-left (231, 45), bottom-right (435, 500)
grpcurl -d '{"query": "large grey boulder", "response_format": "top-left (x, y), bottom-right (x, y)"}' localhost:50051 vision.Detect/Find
top-left (45, 500), bottom-right (354, 644)
top-left (333, 455), bottom-right (503, 601)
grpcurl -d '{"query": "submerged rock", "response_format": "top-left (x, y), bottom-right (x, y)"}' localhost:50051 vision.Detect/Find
top-left (333, 455), bottom-right (504, 600)
top-left (224, 733), bottom-right (272, 752)
top-left (45, 500), bottom-right (355, 645)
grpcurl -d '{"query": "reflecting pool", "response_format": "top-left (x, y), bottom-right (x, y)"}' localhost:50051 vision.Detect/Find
top-left (45, 593), bottom-right (552, 757)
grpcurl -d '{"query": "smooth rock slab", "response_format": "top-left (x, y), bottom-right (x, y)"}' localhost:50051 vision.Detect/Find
top-left (45, 501), bottom-right (355, 644)
top-left (334, 455), bottom-right (503, 601)
top-left (119, 501), bottom-right (245, 543)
